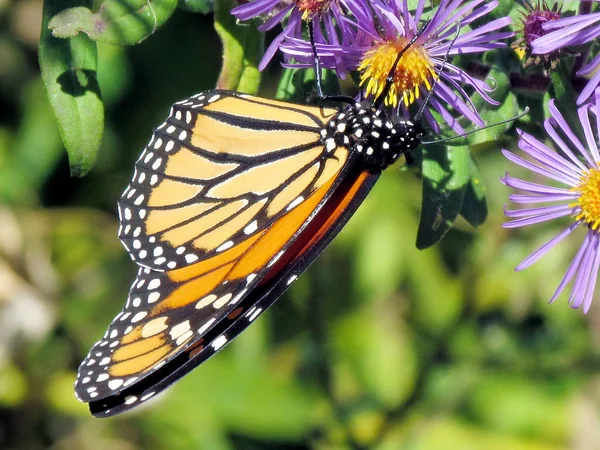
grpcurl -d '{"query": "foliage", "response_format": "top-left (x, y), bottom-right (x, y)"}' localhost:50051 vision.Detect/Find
top-left (1, 0), bottom-right (600, 449)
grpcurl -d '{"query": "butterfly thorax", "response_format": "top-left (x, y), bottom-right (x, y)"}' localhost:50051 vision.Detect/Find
top-left (322, 103), bottom-right (424, 172)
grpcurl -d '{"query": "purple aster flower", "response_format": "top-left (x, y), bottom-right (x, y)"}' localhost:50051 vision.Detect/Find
top-left (512, 1), bottom-right (562, 68)
top-left (231, 0), bottom-right (368, 71)
top-left (532, 5), bottom-right (600, 105)
top-left (280, 0), bottom-right (514, 134)
top-left (501, 89), bottom-right (600, 313)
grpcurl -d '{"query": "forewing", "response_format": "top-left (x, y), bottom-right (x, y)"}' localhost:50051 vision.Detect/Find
top-left (118, 90), bottom-right (339, 271)
top-left (75, 148), bottom-right (352, 407)
top-left (86, 168), bottom-right (378, 417)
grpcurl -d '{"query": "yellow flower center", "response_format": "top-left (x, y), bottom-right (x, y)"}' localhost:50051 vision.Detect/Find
top-left (573, 168), bottom-right (600, 229)
top-left (358, 39), bottom-right (437, 107)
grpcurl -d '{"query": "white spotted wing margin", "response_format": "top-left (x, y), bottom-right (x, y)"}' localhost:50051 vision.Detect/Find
top-left (87, 167), bottom-right (379, 417)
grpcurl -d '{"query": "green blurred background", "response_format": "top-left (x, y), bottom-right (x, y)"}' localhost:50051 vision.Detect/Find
top-left (2, 1), bottom-right (600, 449)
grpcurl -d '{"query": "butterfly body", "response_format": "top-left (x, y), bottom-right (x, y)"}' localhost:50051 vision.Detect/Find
top-left (75, 90), bottom-right (423, 417)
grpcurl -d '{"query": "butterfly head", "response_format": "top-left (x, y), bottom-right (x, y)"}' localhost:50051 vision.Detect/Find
top-left (325, 103), bottom-right (424, 172)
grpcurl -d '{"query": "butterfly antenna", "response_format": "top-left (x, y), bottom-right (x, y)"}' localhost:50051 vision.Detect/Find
top-left (308, 19), bottom-right (355, 104)
top-left (421, 107), bottom-right (530, 145)
top-left (308, 19), bottom-right (325, 99)
top-left (413, 21), bottom-right (461, 123)
top-left (375, 20), bottom-right (431, 109)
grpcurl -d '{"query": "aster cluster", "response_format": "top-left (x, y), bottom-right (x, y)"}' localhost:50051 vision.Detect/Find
top-left (232, 0), bottom-right (600, 313)
top-left (233, 0), bottom-right (513, 134)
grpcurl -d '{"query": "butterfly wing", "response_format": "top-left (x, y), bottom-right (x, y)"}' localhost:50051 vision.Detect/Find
top-left (85, 167), bottom-right (378, 417)
top-left (118, 90), bottom-right (338, 271)
top-left (75, 90), bottom-right (357, 407)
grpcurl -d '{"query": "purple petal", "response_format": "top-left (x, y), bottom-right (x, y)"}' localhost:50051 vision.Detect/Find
top-left (515, 221), bottom-right (580, 271)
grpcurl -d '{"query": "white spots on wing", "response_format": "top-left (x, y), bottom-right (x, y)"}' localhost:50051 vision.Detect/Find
top-left (167, 261), bottom-right (177, 269)
top-left (366, 147), bottom-right (374, 156)
top-left (109, 329), bottom-right (118, 339)
top-left (196, 294), bottom-right (217, 309)
top-left (287, 275), bottom-right (297, 285)
top-left (153, 138), bottom-right (163, 150)
top-left (141, 391), bottom-right (156, 401)
top-left (175, 110), bottom-right (182, 120)
top-left (185, 111), bottom-right (192, 123)
top-left (150, 174), bottom-right (159, 185)
top-left (336, 123), bottom-right (346, 132)
top-left (108, 379), bottom-right (123, 390)
top-left (176, 331), bottom-right (193, 345)
top-left (133, 227), bottom-right (142, 237)
top-left (132, 297), bottom-right (141, 307)
top-left (198, 318), bottom-right (216, 335)
top-left (152, 158), bottom-right (163, 170)
top-left (165, 140), bottom-right (175, 152)
top-left (208, 94), bottom-right (220, 103)
top-left (185, 254), bottom-right (199, 263)
top-left (148, 292), bottom-right (161, 303)
top-left (246, 273), bottom-right (256, 285)
top-left (100, 357), bottom-right (111, 365)
top-left (139, 209), bottom-right (147, 219)
top-left (124, 208), bottom-right (132, 220)
top-left (211, 335), bottom-right (228, 350)
top-left (124, 395), bottom-right (138, 405)
top-left (244, 220), bottom-right (258, 235)
top-left (374, 119), bottom-right (383, 127)
top-left (166, 125), bottom-right (176, 134)
top-left (230, 289), bottom-right (247, 305)
top-left (124, 326), bottom-right (133, 335)
top-left (142, 317), bottom-right (168, 338)
top-left (134, 194), bottom-right (145, 206)
top-left (153, 247), bottom-right (163, 257)
top-left (169, 320), bottom-right (191, 340)
top-left (213, 293), bottom-right (232, 309)
top-left (131, 311), bottom-right (148, 323)
top-left (382, 142), bottom-right (390, 150)
top-left (325, 138), bottom-right (336, 152)
top-left (133, 240), bottom-right (141, 250)
top-left (179, 130), bottom-right (187, 140)
top-left (249, 308), bottom-right (262, 322)
top-left (144, 152), bottom-right (154, 164)
top-left (137, 172), bottom-right (146, 184)
top-left (287, 196), bottom-right (304, 211)
top-left (148, 278), bottom-right (161, 290)
top-left (81, 377), bottom-right (90, 384)
top-left (96, 374), bottom-right (109, 382)
top-left (216, 241), bottom-right (233, 252)
top-left (176, 246), bottom-right (186, 255)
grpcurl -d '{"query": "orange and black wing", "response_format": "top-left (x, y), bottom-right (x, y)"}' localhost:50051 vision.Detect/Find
top-left (75, 90), bottom-right (377, 415)
top-left (83, 166), bottom-right (378, 417)
top-left (118, 90), bottom-right (339, 271)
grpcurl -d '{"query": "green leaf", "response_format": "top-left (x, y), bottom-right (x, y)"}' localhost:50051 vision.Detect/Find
top-left (467, 64), bottom-right (517, 147)
top-left (275, 67), bottom-right (340, 102)
top-left (39, 0), bottom-right (104, 177)
top-left (178, 0), bottom-right (214, 13)
top-left (416, 144), bottom-right (471, 249)
top-left (48, 0), bottom-right (178, 46)
top-left (214, 0), bottom-right (263, 94)
top-left (460, 155), bottom-right (488, 227)
top-left (549, 57), bottom-right (584, 141)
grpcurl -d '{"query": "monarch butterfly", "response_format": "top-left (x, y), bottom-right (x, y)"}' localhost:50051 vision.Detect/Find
top-left (74, 25), bottom-right (431, 416)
